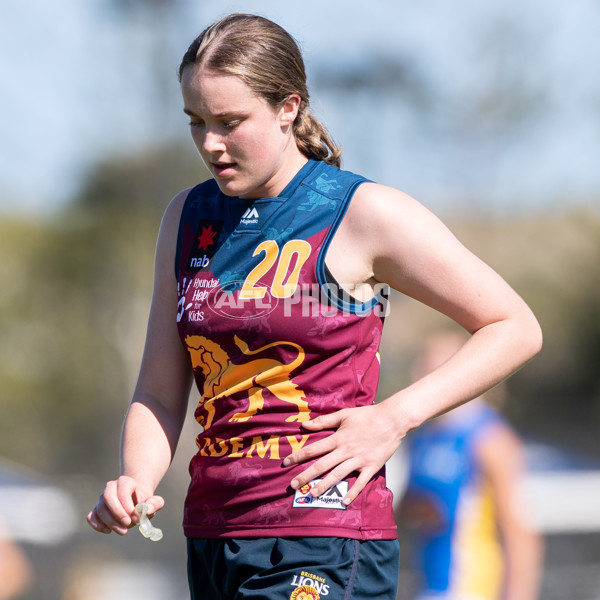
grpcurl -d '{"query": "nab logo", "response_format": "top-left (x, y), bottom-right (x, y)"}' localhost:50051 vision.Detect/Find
top-left (240, 206), bottom-right (259, 225)
top-left (189, 255), bottom-right (210, 269)
top-left (187, 219), bottom-right (223, 272)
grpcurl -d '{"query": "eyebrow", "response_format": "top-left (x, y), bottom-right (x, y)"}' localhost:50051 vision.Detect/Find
top-left (183, 108), bottom-right (241, 118)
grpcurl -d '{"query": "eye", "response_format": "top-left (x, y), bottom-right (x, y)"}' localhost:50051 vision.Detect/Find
top-left (189, 119), bottom-right (205, 128)
top-left (222, 119), bottom-right (242, 129)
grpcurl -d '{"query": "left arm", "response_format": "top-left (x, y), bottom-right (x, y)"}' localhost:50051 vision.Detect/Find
top-left (283, 183), bottom-right (542, 504)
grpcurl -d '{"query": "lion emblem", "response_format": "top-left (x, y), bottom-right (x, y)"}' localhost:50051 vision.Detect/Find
top-left (185, 334), bottom-right (309, 428)
top-left (290, 585), bottom-right (320, 600)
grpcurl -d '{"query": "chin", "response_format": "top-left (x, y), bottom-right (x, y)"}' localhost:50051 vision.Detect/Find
top-left (213, 178), bottom-right (244, 198)
top-left (216, 179), bottom-right (264, 199)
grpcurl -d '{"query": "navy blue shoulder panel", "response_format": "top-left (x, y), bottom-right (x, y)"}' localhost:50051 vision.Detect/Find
top-left (174, 180), bottom-right (221, 278)
top-left (305, 165), bottom-right (384, 315)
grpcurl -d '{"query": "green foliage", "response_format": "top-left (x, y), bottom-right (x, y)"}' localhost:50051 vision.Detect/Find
top-left (78, 143), bottom-right (207, 216)
top-left (450, 211), bottom-right (600, 421)
top-left (0, 143), bottom-right (208, 476)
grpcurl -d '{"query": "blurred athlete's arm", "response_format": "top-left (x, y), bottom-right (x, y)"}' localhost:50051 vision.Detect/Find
top-left (0, 523), bottom-right (32, 599)
top-left (476, 425), bottom-right (544, 600)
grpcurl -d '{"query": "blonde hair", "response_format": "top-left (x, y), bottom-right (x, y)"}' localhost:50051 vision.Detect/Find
top-left (178, 13), bottom-right (342, 167)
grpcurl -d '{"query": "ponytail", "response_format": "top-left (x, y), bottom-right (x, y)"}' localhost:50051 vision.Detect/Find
top-left (294, 110), bottom-right (342, 168)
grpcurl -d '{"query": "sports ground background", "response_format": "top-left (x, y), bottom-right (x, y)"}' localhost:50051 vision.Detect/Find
top-left (1, 1), bottom-right (599, 598)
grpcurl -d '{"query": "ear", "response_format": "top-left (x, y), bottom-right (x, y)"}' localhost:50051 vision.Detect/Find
top-left (278, 93), bottom-right (301, 127)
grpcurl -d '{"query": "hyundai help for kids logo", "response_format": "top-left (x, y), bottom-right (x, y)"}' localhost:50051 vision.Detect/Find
top-left (292, 479), bottom-right (348, 510)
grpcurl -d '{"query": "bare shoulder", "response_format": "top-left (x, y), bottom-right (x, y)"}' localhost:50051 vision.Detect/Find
top-left (326, 182), bottom-right (437, 295)
top-left (341, 181), bottom-right (530, 332)
top-left (347, 182), bottom-right (420, 228)
top-left (346, 182), bottom-right (465, 275)
top-left (329, 182), bottom-right (452, 286)
top-left (348, 182), bottom-right (451, 244)
top-left (159, 187), bottom-right (193, 238)
top-left (154, 187), bottom-right (194, 277)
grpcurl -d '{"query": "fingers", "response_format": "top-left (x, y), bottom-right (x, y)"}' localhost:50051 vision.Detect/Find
top-left (288, 450), bottom-right (375, 505)
top-left (142, 494), bottom-right (166, 516)
top-left (283, 411), bottom-right (346, 468)
top-left (298, 457), bottom-right (358, 500)
top-left (284, 405), bottom-right (400, 506)
top-left (86, 507), bottom-right (113, 534)
top-left (86, 477), bottom-right (163, 536)
top-left (300, 412), bottom-right (344, 431)
top-left (344, 470), bottom-right (374, 506)
top-left (284, 432), bottom-right (373, 505)
top-left (87, 500), bottom-right (128, 536)
top-left (107, 477), bottom-right (137, 529)
top-left (283, 435), bottom-right (336, 469)
top-left (87, 483), bottom-right (133, 536)
top-left (287, 443), bottom-right (346, 488)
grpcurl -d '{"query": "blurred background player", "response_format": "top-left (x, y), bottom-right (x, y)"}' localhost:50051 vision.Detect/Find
top-left (0, 519), bottom-right (32, 600)
top-left (397, 330), bottom-right (544, 600)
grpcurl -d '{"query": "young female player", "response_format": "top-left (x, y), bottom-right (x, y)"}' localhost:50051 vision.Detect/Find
top-left (87, 13), bottom-right (542, 600)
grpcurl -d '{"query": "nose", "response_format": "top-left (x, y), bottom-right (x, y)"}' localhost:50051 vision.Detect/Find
top-left (201, 128), bottom-right (226, 154)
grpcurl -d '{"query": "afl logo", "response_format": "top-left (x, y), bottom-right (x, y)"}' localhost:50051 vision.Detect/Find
top-left (207, 280), bottom-right (279, 320)
top-left (295, 496), bottom-right (313, 504)
top-left (290, 584), bottom-right (320, 600)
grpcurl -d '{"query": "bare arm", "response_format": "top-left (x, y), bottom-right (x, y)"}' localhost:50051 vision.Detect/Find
top-left (0, 524), bottom-right (32, 599)
top-left (87, 190), bottom-right (193, 535)
top-left (476, 426), bottom-right (544, 600)
top-left (284, 183), bottom-right (543, 503)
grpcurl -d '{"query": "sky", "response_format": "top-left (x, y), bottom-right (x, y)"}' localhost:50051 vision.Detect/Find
top-left (1, 0), bottom-right (599, 217)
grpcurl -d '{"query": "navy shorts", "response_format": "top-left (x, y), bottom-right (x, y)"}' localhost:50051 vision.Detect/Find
top-left (187, 536), bottom-right (399, 600)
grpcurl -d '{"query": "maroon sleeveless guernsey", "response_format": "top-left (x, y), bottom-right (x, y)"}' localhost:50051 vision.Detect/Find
top-left (175, 159), bottom-right (397, 540)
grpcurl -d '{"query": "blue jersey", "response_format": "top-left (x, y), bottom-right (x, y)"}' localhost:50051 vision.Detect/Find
top-left (402, 403), bottom-right (506, 599)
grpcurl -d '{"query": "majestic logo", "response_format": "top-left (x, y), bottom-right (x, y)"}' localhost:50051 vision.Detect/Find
top-left (187, 219), bottom-right (223, 271)
top-left (185, 334), bottom-right (309, 429)
top-left (240, 206), bottom-right (259, 224)
top-left (292, 480), bottom-right (349, 510)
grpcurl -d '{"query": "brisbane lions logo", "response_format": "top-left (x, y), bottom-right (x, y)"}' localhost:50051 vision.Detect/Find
top-left (185, 334), bottom-right (310, 428)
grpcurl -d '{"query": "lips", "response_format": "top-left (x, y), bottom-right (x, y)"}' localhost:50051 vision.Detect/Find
top-left (212, 162), bottom-right (236, 178)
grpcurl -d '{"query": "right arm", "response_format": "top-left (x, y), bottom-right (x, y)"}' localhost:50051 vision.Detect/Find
top-left (87, 190), bottom-right (193, 535)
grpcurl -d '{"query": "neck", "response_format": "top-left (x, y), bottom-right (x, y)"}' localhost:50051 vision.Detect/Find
top-left (244, 146), bottom-right (309, 199)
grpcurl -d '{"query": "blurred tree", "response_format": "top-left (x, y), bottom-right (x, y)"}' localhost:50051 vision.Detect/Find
top-left (447, 210), bottom-right (600, 453)
top-left (0, 143), bottom-right (208, 477)
top-left (78, 143), bottom-right (206, 214)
